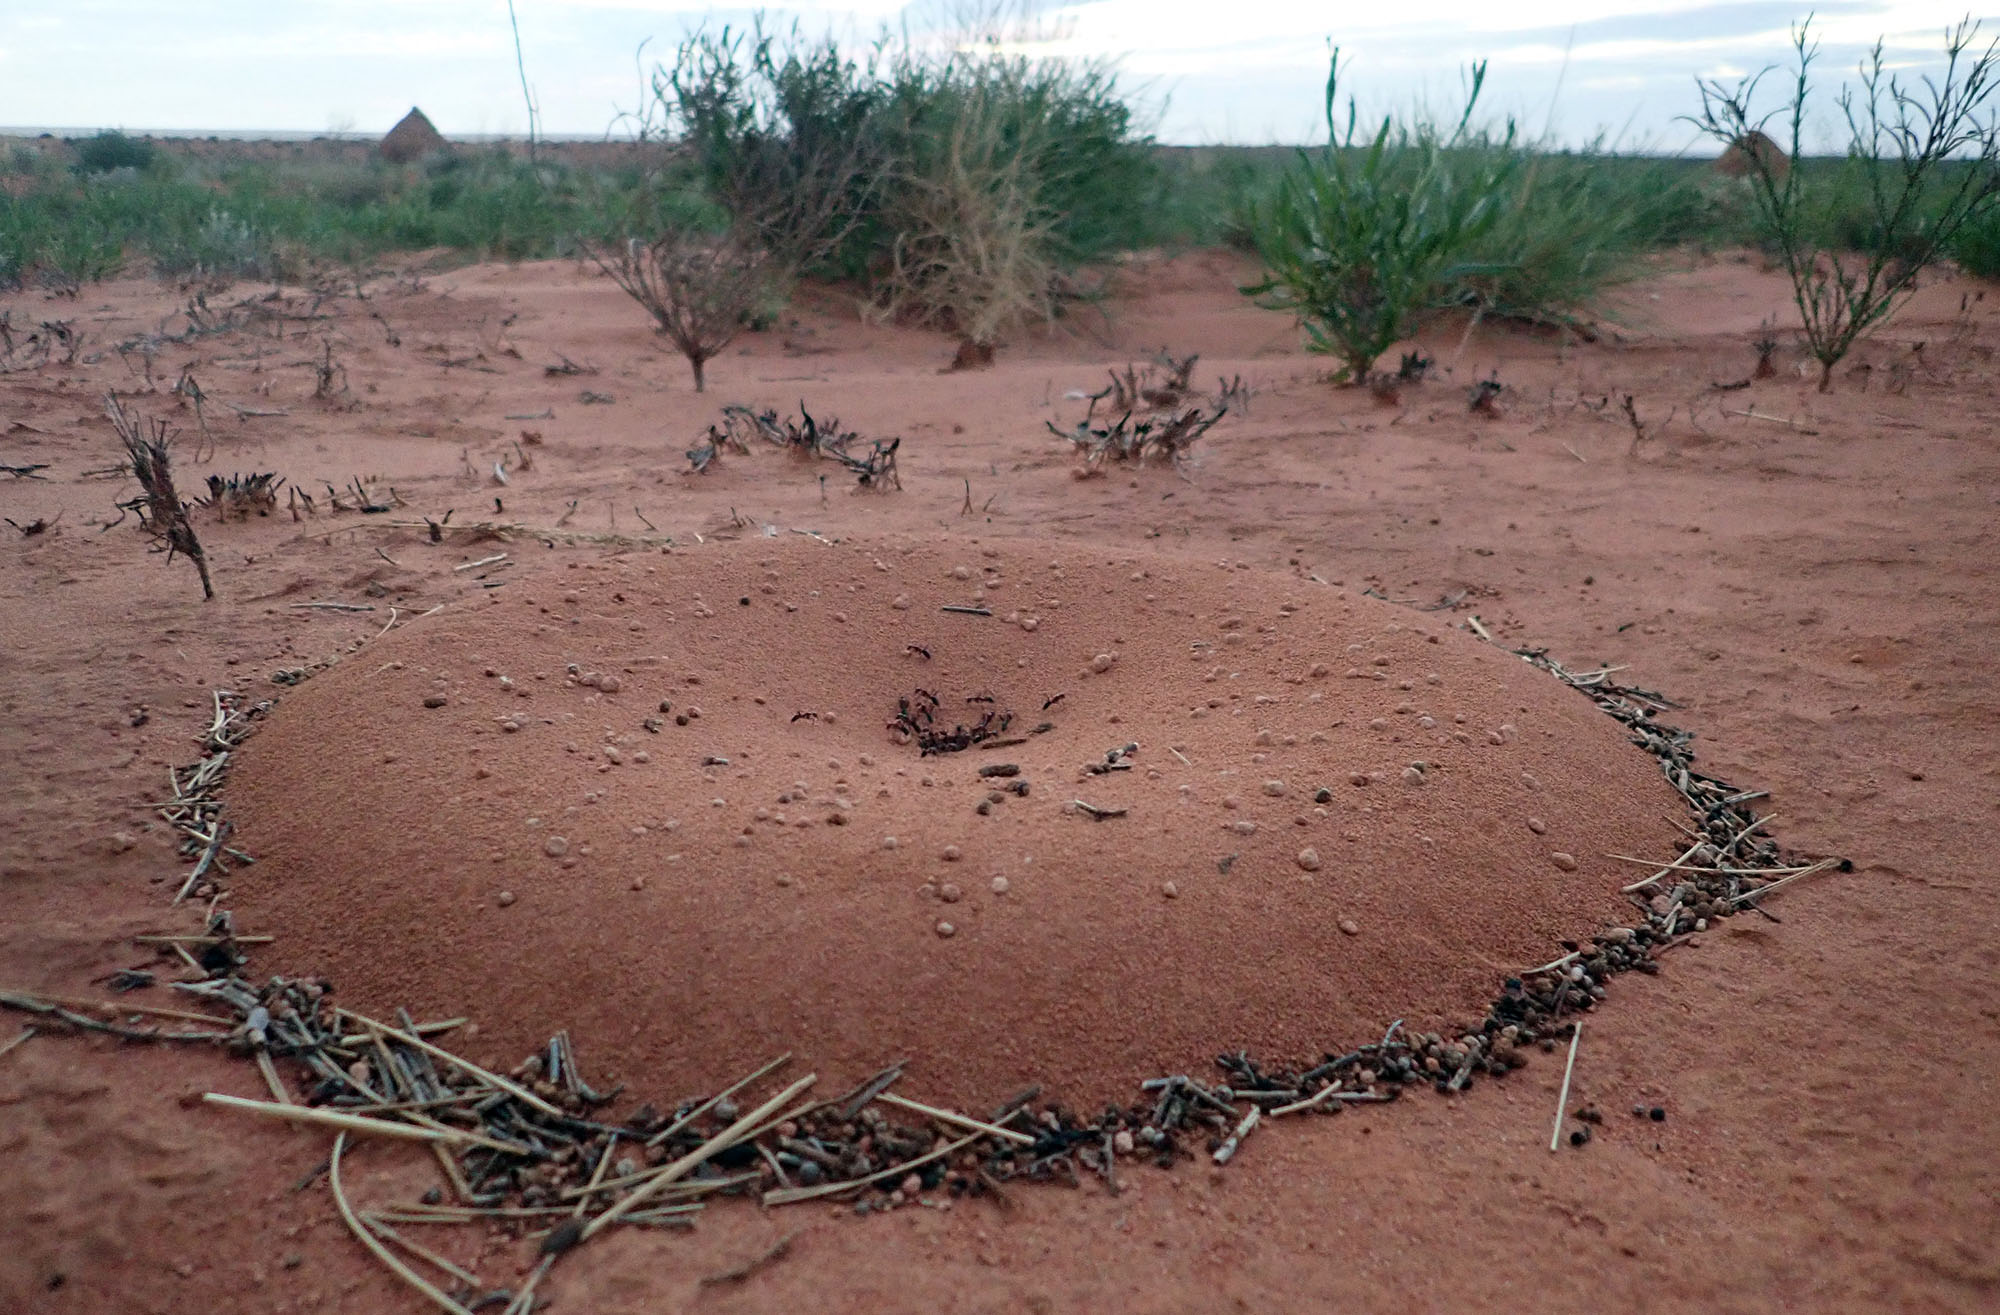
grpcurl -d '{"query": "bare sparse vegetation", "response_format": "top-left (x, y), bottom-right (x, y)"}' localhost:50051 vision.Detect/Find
top-left (106, 395), bottom-right (213, 601)
top-left (1690, 18), bottom-right (2000, 390)
top-left (591, 228), bottom-right (771, 392)
top-left (1049, 406), bottom-right (1225, 474)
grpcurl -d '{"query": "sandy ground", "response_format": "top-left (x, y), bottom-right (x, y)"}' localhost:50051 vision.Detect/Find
top-left (1, 247), bottom-right (1996, 1313)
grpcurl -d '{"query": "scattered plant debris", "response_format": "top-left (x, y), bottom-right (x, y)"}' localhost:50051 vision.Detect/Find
top-left (196, 473), bottom-right (285, 521)
top-left (1049, 406), bottom-right (1224, 472)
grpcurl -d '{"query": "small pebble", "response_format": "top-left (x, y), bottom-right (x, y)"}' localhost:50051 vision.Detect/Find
top-left (1162, 881), bottom-right (1179, 899)
top-left (939, 883), bottom-right (962, 903)
top-left (1113, 1129), bottom-right (1135, 1155)
top-left (1526, 817), bottom-right (1547, 834)
top-left (990, 876), bottom-right (1010, 894)
top-left (1550, 852), bottom-right (1579, 872)
top-left (1262, 779), bottom-right (1287, 797)
top-left (1339, 918), bottom-right (1359, 936)
top-left (1091, 653), bottom-right (1115, 674)
top-left (496, 891), bottom-right (516, 907)
top-left (935, 920), bottom-right (956, 938)
top-left (543, 836), bottom-right (570, 858)
top-left (422, 695), bottom-right (447, 709)
top-left (882, 836), bottom-right (899, 851)
top-left (942, 845), bottom-right (962, 862)
top-left (1296, 847), bottom-right (1322, 872)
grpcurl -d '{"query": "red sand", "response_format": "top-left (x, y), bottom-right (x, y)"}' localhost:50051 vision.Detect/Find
top-left (1, 248), bottom-right (1996, 1313)
top-left (226, 536), bottom-right (1673, 1105)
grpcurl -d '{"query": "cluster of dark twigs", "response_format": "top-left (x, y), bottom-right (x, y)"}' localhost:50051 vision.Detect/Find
top-left (1086, 350), bottom-right (1200, 417)
top-left (889, 688), bottom-right (1015, 756)
top-left (160, 689), bottom-right (267, 905)
top-left (107, 395), bottom-right (214, 600)
top-left (1049, 405), bottom-right (1225, 473)
top-left (196, 472), bottom-right (286, 521)
top-left (720, 404), bottom-right (903, 490)
top-left (0, 312), bottom-right (83, 373)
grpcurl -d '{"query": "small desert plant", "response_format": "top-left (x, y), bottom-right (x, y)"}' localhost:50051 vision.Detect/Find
top-left (590, 225), bottom-right (772, 392)
top-left (1690, 19), bottom-right (2000, 390)
top-left (107, 395), bottom-right (213, 600)
top-left (1244, 54), bottom-right (1518, 384)
top-left (721, 403), bottom-right (902, 488)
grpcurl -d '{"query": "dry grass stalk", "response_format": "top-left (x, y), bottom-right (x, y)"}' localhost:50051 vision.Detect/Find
top-left (107, 394), bottom-right (213, 600)
top-left (329, 1133), bottom-right (479, 1315)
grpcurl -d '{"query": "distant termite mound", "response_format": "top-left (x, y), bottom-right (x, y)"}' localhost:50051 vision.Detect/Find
top-left (227, 537), bottom-right (1681, 1107)
top-left (380, 107), bottom-right (448, 165)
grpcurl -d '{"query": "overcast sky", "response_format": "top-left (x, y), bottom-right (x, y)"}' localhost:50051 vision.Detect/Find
top-left (1, 2), bottom-right (1993, 150)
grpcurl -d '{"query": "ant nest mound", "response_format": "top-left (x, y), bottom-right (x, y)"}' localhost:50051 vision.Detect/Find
top-left (229, 537), bottom-right (1680, 1106)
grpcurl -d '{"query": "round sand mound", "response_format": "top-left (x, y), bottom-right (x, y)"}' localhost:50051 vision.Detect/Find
top-left (229, 537), bottom-right (1679, 1106)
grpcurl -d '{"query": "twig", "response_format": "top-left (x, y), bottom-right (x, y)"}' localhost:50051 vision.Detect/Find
top-left (874, 1090), bottom-right (1035, 1145)
top-left (453, 554), bottom-right (508, 572)
top-left (1723, 407), bottom-right (1818, 433)
top-left (289, 601), bottom-right (376, 612)
top-left (940, 606), bottom-right (991, 616)
top-left (699, 1231), bottom-right (800, 1287)
top-left (585, 1073), bottom-right (819, 1240)
top-left (646, 1052), bottom-right (792, 1147)
top-left (330, 1133), bottom-right (478, 1315)
top-left (1212, 1106), bottom-right (1261, 1165)
top-left (763, 1131), bottom-right (979, 1207)
top-left (0, 1026), bottom-right (34, 1059)
top-left (1269, 1086), bottom-right (1392, 1116)
top-left (334, 1007), bottom-right (566, 1119)
top-left (1070, 799), bottom-right (1126, 820)
top-left (1550, 1023), bottom-right (1583, 1152)
top-left (1729, 857), bottom-right (1840, 904)
top-left (201, 1093), bottom-right (522, 1151)
top-left (362, 1215), bottom-right (484, 1289)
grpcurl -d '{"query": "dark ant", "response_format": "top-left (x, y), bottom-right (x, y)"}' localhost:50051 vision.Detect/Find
top-left (791, 711), bottom-right (819, 723)
top-left (905, 644), bottom-right (931, 660)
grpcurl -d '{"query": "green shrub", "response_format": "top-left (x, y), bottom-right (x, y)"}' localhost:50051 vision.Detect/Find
top-left (1954, 205), bottom-right (2000, 277)
top-left (73, 131), bottom-right (156, 174)
top-left (648, 21), bottom-right (1153, 347)
top-left (1451, 145), bottom-right (1703, 325)
top-left (1243, 55), bottom-right (1517, 383)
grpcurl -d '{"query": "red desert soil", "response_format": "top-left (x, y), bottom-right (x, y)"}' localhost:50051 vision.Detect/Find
top-left (226, 536), bottom-right (1675, 1106)
top-left (1, 248), bottom-right (1996, 1313)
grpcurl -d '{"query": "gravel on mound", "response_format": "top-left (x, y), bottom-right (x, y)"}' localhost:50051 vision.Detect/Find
top-left (227, 537), bottom-right (1681, 1108)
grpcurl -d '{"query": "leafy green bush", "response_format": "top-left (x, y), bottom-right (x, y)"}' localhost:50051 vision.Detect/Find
top-left (1243, 56), bottom-right (1517, 383)
top-left (73, 131), bottom-right (156, 173)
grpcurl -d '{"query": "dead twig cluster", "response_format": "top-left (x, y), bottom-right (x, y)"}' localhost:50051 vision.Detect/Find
top-left (107, 395), bottom-right (214, 601)
top-left (721, 404), bottom-right (902, 490)
top-left (1049, 405), bottom-right (1224, 473)
top-left (196, 473), bottom-right (286, 521)
top-left (0, 313), bottom-right (84, 373)
top-left (1087, 350), bottom-right (1200, 418)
